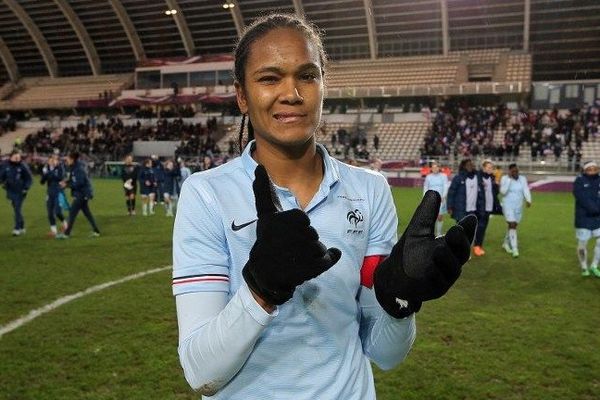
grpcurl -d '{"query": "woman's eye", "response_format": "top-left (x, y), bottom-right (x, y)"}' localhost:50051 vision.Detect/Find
top-left (301, 73), bottom-right (318, 81)
top-left (258, 76), bottom-right (278, 83)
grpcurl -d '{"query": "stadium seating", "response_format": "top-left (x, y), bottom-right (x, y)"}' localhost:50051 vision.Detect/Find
top-left (505, 53), bottom-right (532, 85)
top-left (373, 122), bottom-right (429, 160)
top-left (0, 74), bottom-right (133, 109)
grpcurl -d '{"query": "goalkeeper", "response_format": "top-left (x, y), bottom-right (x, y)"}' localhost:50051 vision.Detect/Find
top-left (173, 13), bottom-right (476, 399)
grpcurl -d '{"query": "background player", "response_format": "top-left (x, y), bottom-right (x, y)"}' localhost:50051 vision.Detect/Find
top-left (40, 153), bottom-right (68, 236)
top-left (573, 161), bottom-right (600, 277)
top-left (121, 154), bottom-right (139, 216)
top-left (56, 152), bottom-right (100, 239)
top-left (422, 160), bottom-right (449, 236)
top-left (500, 163), bottom-right (532, 257)
top-left (162, 159), bottom-right (179, 217)
top-left (473, 159), bottom-right (501, 256)
top-left (447, 158), bottom-right (483, 223)
top-left (139, 158), bottom-right (156, 216)
top-left (0, 149), bottom-right (32, 236)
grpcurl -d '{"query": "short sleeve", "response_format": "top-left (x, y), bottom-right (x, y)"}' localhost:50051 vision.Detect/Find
top-left (172, 176), bottom-right (231, 296)
top-left (366, 174), bottom-right (398, 256)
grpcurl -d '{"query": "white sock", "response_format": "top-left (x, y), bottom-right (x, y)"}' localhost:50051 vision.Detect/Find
top-left (577, 240), bottom-right (588, 269)
top-left (592, 239), bottom-right (600, 269)
top-left (435, 221), bottom-right (443, 237)
top-left (143, 203), bottom-right (148, 214)
top-left (509, 229), bottom-right (518, 251)
top-left (504, 233), bottom-right (511, 248)
top-left (63, 220), bottom-right (68, 230)
top-left (50, 225), bottom-right (57, 234)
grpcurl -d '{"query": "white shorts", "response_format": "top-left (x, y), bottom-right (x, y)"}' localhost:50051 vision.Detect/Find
top-left (503, 206), bottom-right (523, 223)
top-left (439, 200), bottom-right (447, 215)
top-left (576, 228), bottom-right (600, 241)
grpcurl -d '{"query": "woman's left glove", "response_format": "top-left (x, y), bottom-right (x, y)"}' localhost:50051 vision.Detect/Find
top-left (374, 190), bottom-right (477, 319)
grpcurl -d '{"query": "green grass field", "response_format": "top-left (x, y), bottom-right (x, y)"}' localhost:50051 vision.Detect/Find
top-left (1, 179), bottom-right (599, 399)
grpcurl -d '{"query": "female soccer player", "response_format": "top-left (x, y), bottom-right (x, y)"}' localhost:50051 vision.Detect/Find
top-left (0, 150), bottom-right (32, 236)
top-left (162, 159), bottom-right (179, 217)
top-left (139, 158), bottom-right (156, 216)
top-left (56, 152), bottom-right (100, 239)
top-left (121, 155), bottom-right (139, 216)
top-left (173, 14), bottom-right (476, 399)
top-left (423, 160), bottom-right (449, 236)
top-left (500, 163), bottom-right (532, 257)
top-left (40, 153), bottom-right (68, 235)
top-left (572, 161), bottom-right (600, 277)
top-left (473, 159), bottom-right (501, 256)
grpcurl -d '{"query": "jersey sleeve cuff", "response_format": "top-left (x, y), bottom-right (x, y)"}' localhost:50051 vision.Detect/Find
top-left (172, 266), bottom-right (230, 296)
top-left (238, 282), bottom-right (278, 326)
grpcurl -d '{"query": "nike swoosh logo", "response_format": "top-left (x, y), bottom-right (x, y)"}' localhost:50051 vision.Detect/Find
top-left (231, 219), bottom-right (257, 231)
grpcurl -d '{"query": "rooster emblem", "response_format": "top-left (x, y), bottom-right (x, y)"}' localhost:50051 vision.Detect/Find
top-left (347, 209), bottom-right (364, 227)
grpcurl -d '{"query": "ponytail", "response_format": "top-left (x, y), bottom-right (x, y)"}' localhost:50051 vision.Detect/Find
top-left (238, 114), bottom-right (255, 154)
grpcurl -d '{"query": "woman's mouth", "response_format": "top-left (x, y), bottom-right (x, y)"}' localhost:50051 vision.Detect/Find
top-left (273, 113), bottom-right (306, 123)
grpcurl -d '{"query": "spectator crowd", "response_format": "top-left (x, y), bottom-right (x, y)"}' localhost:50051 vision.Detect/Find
top-left (18, 116), bottom-right (223, 167)
top-left (422, 100), bottom-right (600, 166)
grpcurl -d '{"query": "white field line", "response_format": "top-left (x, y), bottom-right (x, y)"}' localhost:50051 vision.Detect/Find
top-left (0, 266), bottom-right (171, 339)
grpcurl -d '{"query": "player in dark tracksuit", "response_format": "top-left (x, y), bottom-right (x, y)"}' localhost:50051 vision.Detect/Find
top-left (162, 159), bottom-right (180, 217)
top-left (152, 155), bottom-right (165, 206)
top-left (56, 152), bottom-right (100, 239)
top-left (139, 158), bottom-right (157, 216)
top-left (121, 155), bottom-right (139, 216)
top-left (0, 150), bottom-right (32, 236)
top-left (40, 153), bottom-right (68, 235)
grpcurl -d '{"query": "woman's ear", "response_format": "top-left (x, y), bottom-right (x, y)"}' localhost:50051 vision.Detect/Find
top-left (235, 81), bottom-right (248, 114)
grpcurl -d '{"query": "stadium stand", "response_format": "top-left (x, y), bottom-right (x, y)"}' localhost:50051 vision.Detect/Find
top-left (374, 122), bottom-right (429, 161)
top-left (0, 74), bottom-right (133, 109)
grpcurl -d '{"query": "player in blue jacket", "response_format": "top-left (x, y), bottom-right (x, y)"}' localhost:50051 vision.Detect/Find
top-left (173, 13), bottom-right (476, 399)
top-left (573, 161), bottom-right (600, 277)
top-left (56, 152), bottom-right (100, 239)
top-left (152, 155), bottom-right (165, 209)
top-left (423, 160), bottom-right (449, 236)
top-left (0, 150), bottom-right (32, 236)
top-left (162, 159), bottom-right (179, 217)
top-left (139, 158), bottom-right (156, 216)
top-left (447, 158), bottom-right (484, 224)
top-left (473, 159), bottom-right (501, 257)
top-left (40, 153), bottom-right (68, 236)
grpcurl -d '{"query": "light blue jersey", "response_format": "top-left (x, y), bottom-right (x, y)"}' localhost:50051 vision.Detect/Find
top-left (500, 175), bottom-right (531, 222)
top-left (173, 142), bottom-right (414, 399)
top-left (423, 172), bottom-right (449, 214)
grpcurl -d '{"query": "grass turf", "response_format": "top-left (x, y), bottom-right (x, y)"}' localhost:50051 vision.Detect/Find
top-left (0, 179), bottom-right (599, 399)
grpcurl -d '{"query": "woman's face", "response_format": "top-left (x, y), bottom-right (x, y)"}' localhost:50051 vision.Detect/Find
top-left (510, 166), bottom-right (519, 178)
top-left (235, 27), bottom-right (324, 149)
top-left (431, 163), bottom-right (440, 173)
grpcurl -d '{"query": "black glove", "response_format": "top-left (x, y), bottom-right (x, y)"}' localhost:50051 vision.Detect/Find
top-left (242, 165), bottom-right (341, 306)
top-left (374, 190), bottom-right (477, 319)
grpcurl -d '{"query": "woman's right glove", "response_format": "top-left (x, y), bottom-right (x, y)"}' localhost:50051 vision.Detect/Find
top-left (242, 165), bottom-right (341, 306)
top-left (374, 190), bottom-right (477, 319)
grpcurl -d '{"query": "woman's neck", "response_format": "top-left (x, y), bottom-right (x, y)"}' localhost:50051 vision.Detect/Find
top-left (252, 137), bottom-right (323, 209)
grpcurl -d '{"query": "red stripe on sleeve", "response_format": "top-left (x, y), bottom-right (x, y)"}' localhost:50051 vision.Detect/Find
top-left (361, 255), bottom-right (386, 288)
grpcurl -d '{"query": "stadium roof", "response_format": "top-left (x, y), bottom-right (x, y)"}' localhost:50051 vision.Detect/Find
top-left (0, 0), bottom-right (598, 82)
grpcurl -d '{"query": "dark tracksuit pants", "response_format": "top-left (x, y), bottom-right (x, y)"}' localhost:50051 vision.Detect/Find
top-left (9, 194), bottom-right (25, 230)
top-left (64, 196), bottom-right (99, 235)
top-left (47, 192), bottom-right (65, 226)
top-left (474, 212), bottom-right (491, 246)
